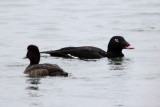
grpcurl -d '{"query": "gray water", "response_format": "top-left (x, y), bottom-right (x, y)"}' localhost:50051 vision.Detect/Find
top-left (0, 0), bottom-right (160, 107)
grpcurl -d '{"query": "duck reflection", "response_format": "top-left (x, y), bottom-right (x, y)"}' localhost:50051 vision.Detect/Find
top-left (108, 57), bottom-right (131, 70)
top-left (25, 76), bottom-right (44, 102)
top-left (26, 76), bottom-right (41, 91)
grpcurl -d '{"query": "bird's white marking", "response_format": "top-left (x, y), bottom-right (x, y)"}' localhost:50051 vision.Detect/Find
top-left (68, 54), bottom-right (78, 58)
top-left (115, 39), bottom-right (119, 42)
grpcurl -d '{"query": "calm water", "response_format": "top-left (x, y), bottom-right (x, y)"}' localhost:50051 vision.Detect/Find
top-left (0, 0), bottom-right (160, 107)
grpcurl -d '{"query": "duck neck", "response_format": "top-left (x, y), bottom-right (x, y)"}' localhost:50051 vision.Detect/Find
top-left (107, 48), bottom-right (124, 58)
top-left (29, 55), bottom-right (40, 65)
top-left (30, 59), bottom-right (40, 65)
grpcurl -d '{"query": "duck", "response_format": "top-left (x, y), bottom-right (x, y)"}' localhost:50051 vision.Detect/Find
top-left (41, 36), bottom-right (135, 59)
top-left (24, 45), bottom-right (68, 76)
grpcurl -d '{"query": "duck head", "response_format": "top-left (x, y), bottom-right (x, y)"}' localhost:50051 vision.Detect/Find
top-left (24, 45), bottom-right (40, 65)
top-left (107, 36), bottom-right (135, 57)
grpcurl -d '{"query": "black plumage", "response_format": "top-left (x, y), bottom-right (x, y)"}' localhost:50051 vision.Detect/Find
top-left (41, 36), bottom-right (134, 59)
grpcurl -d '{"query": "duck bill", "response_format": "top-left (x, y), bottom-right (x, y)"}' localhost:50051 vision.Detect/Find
top-left (23, 56), bottom-right (27, 59)
top-left (124, 46), bottom-right (135, 49)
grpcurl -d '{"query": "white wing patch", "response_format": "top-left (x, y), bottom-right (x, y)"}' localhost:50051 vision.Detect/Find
top-left (68, 54), bottom-right (78, 58)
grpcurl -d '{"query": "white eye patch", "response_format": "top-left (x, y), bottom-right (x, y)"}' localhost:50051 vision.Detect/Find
top-left (115, 39), bottom-right (119, 42)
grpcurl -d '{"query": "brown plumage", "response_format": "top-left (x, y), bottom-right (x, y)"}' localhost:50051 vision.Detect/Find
top-left (24, 45), bottom-right (68, 77)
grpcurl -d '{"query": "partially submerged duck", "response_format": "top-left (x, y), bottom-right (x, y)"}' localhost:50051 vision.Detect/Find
top-left (24, 45), bottom-right (68, 77)
top-left (41, 36), bottom-right (135, 59)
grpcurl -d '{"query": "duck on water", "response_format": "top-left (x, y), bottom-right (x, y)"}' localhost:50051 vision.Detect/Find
top-left (24, 45), bottom-right (68, 77)
top-left (41, 36), bottom-right (135, 59)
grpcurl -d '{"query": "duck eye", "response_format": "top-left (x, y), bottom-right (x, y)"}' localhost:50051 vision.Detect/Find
top-left (115, 39), bottom-right (119, 42)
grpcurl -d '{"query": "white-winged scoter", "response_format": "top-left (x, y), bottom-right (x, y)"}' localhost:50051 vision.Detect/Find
top-left (41, 36), bottom-right (135, 59)
top-left (24, 45), bottom-right (68, 76)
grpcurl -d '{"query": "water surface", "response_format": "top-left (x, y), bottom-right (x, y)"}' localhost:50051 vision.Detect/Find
top-left (0, 0), bottom-right (160, 107)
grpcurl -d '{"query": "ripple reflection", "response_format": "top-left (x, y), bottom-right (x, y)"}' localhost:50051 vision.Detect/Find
top-left (108, 57), bottom-right (131, 70)
top-left (26, 77), bottom-right (41, 91)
